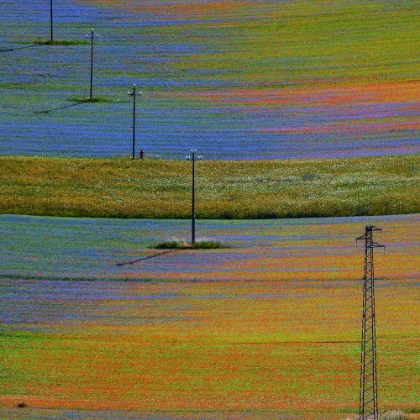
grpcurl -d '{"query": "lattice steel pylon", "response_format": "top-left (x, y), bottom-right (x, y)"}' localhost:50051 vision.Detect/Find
top-left (356, 225), bottom-right (385, 420)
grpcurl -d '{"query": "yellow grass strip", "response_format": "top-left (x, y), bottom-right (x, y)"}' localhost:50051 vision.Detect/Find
top-left (1, 154), bottom-right (419, 219)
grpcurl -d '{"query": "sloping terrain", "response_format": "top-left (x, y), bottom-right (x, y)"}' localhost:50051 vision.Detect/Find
top-left (1, 0), bottom-right (419, 158)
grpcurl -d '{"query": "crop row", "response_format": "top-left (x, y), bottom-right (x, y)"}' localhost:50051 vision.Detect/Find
top-left (1, 154), bottom-right (419, 219)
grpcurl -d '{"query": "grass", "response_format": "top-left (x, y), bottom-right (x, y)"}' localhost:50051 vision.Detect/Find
top-left (155, 239), bottom-right (225, 249)
top-left (1, 214), bottom-right (418, 418)
top-left (381, 411), bottom-right (409, 420)
top-left (2, 213), bottom-right (419, 282)
top-left (33, 40), bottom-right (90, 46)
top-left (67, 96), bottom-right (114, 103)
top-left (0, 154), bottom-right (419, 219)
top-left (2, 1), bottom-right (420, 160)
top-left (0, 277), bottom-right (418, 418)
top-left (112, 0), bottom-right (420, 86)
top-left (345, 412), bottom-right (408, 420)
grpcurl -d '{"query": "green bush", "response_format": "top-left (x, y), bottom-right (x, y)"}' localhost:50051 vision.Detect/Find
top-left (155, 240), bottom-right (190, 249)
top-left (155, 239), bottom-right (224, 249)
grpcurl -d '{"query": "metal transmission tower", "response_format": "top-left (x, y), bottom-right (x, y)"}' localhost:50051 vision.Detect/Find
top-left (356, 225), bottom-right (385, 420)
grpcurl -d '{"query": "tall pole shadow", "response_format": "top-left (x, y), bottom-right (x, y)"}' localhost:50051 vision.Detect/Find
top-left (0, 44), bottom-right (39, 53)
top-left (116, 250), bottom-right (179, 267)
top-left (34, 101), bottom-right (88, 115)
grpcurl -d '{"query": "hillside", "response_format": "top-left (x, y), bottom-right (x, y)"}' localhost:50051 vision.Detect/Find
top-left (1, 0), bottom-right (419, 158)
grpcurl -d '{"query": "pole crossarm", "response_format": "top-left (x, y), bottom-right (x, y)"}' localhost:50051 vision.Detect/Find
top-left (356, 226), bottom-right (385, 251)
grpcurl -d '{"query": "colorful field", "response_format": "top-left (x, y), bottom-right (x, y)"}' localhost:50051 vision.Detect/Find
top-left (1, 0), bottom-right (420, 159)
top-left (1, 214), bottom-right (419, 419)
top-left (1, 0), bottom-right (419, 418)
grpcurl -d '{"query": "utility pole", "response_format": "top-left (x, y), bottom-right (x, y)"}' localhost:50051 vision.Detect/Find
top-left (356, 225), bottom-right (385, 420)
top-left (186, 149), bottom-right (202, 245)
top-left (88, 29), bottom-right (98, 101)
top-left (50, 0), bottom-right (53, 43)
top-left (127, 84), bottom-right (142, 159)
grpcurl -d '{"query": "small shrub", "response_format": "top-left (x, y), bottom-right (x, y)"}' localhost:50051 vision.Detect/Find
top-left (155, 240), bottom-right (190, 249)
top-left (342, 410), bottom-right (408, 420)
top-left (192, 240), bottom-right (223, 249)
top-left (380, 410), bottom-right (407, 420)
top-left (407, 408), bottom-right (420, 413)
top-left (302, 172), bottom-right (320, 181)
top-left (68, 96), bottom-right (112, 103)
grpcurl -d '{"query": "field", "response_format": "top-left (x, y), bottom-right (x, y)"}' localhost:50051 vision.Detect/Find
top-left (1, 0), bottom-right (420, 158)
top-left (1, 0), bottom-right (420, 418)
top-left (1, 154), bottom-right (419, 219)
top-left (0, 214), bottom-right (419, 419)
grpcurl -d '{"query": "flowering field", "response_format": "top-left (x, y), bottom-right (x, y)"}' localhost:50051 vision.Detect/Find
top-left (1, 214), bottom-right (419, 419)
top-left (1, 154), bottom-right (419, 219)
top-left (1, 0), bottom-right (419, 418)
top-left (1, 0), bottom-right (420, 159)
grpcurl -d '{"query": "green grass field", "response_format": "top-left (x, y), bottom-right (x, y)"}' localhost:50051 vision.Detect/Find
top-left (1, 154), bottom-right (419, 219)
